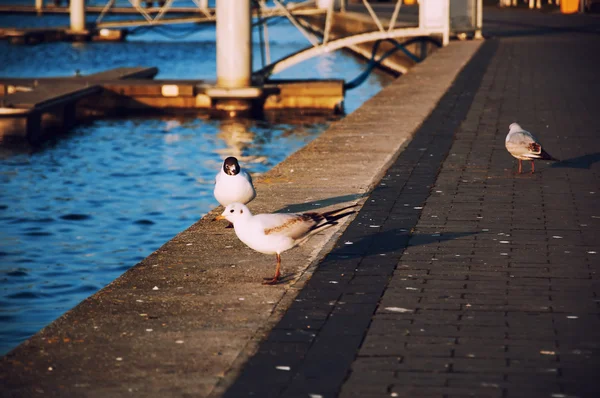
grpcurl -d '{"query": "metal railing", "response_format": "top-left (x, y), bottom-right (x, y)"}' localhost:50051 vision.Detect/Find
top-left (255, 0), bottom-right (454, 79)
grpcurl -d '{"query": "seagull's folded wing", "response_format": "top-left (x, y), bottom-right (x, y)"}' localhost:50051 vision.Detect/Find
top-left (507, 131), bottom-right (542, 157)
top-left (241, 170), bottom-right (254, 185)
top-left (260, 213), bottom-right (319, 240)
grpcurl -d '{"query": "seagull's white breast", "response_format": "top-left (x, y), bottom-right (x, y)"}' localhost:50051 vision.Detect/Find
top-left (214, 170), bottom-right (256, 206)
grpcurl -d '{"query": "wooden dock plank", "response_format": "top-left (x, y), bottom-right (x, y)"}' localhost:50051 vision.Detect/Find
top-left (0, 68), bottom-right (159, 95)
top-left (86, 67), bottom-right (159, 80)
top-left (1, 83), bottom-right (101, 111)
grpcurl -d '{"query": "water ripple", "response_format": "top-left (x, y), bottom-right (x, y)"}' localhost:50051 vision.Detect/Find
top-left (133, 219), bottom-right (155, 226)
top-left (60, 214), bottom-right (92, 221)
top-left (6, 270), bottom-right (29, 277)
top-left (7, 292), bottom-right (47, 300)
top-left (23, 231), bottom-right (53, 237)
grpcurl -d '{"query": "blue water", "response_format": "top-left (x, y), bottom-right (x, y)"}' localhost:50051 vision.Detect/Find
top-left (0, 12), bottom-right (393, 354)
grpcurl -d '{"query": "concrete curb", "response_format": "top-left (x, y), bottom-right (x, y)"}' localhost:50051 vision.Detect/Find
top-left (0, 40), bottom-right (483, 398)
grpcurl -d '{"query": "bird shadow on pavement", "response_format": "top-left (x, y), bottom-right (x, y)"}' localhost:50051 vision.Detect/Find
top-left (274, 193), bottom-right (366, 214)
top-left (549, 152), bottom-right (600, 170)
top-left (327, 229), bottom-right (479, 259)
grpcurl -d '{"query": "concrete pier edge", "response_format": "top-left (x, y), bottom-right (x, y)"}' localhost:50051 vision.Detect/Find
top-left (0, 40), bottom-right (483, 397)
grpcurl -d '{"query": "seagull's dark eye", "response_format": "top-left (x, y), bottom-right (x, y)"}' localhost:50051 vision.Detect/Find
top-left (230, 209), bottom-right (234, 213)
top-left (240, 209), bottom-right (244, 214)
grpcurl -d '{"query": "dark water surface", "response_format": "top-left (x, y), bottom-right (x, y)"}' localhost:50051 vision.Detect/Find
top-left (0, 12), bottom-right (393, 354)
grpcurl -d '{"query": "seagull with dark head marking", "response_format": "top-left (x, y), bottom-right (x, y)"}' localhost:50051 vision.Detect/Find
top-left (215, 203), bottom-right (357, 285)
top-left (214, 156), bottom-right (256, 209)
top-left (505, 123), bottom-right (558, 174)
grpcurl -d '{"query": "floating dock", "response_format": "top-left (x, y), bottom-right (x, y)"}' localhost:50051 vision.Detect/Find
top-left (0, 25), bottom-right (126, 43)
top-left (0, 4), bottom-right (208, 15)
top-left (0, 67), bottom-right (344, 143)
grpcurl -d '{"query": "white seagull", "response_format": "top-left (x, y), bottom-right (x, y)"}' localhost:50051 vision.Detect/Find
top-left (215, 203), bottom-right (357, 285)
top-left (505, 123), bottom-right (557, 174)
top-left (214, 156), bottom-right (256, 207)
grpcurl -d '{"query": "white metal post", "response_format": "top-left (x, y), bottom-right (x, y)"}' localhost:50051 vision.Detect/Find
top-left (442, 0), bottom-right (450, 46)
top-left (475, 0), bottom-right (483, 39)
top-left (35, 0), bottom-right (43, 15)
top-left (70, 0), bottom-right (86, 33)
top-left (216, 0), bottom-right (252, 88)
top-left (419, 0), bottom-right (450, 46)
top-left (317, 0), bottom-right (334, 9)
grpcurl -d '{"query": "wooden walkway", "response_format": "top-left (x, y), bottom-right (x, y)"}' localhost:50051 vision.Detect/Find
top-left (0, 83), bottom-right (101, 115)
top-left (0, 67), bottom-right (158, 142)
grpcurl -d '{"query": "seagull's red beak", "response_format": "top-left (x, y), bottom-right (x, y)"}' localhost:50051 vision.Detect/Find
top-left (214, 215), bottom-right (226, 221)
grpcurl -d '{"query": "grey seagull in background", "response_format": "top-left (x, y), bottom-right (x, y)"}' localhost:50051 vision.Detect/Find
top-left (505, 123), bottom-right (558, 174)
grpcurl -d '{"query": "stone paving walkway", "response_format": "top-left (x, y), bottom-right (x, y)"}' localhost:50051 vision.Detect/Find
top-left (220, 7), bottom-right (600, 398)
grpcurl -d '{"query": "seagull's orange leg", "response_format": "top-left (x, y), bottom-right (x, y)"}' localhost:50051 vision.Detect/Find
top-left (531, 160), bottom-right (535, 174)
top-left (262, 253), bottom-right (281, 285)
top-left (518, 159), bottom-right (522, 174)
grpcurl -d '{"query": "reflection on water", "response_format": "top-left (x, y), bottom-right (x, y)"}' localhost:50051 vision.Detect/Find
top-left (217, 119), bottom-right (259, 161)
top-left (0, 13), bottom-right (394, 354)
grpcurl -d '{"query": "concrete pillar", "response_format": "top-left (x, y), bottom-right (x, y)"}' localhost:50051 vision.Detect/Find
top-left (70, 0), bottom-right (86, 33)
top-left (62, 103), bottom-right (77, 130)
top-left (216, 0), bottom-right (252, 88)
top-left (26, 113), bottom-right (43, 144)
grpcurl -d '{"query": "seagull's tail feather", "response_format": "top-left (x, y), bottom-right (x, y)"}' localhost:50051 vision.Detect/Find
top-left (321, 204), bottom-right (359, 219)
top-left (540, 148), bottom-right (559, 161)
top-left (295, 204), bottom-right (359, 246)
